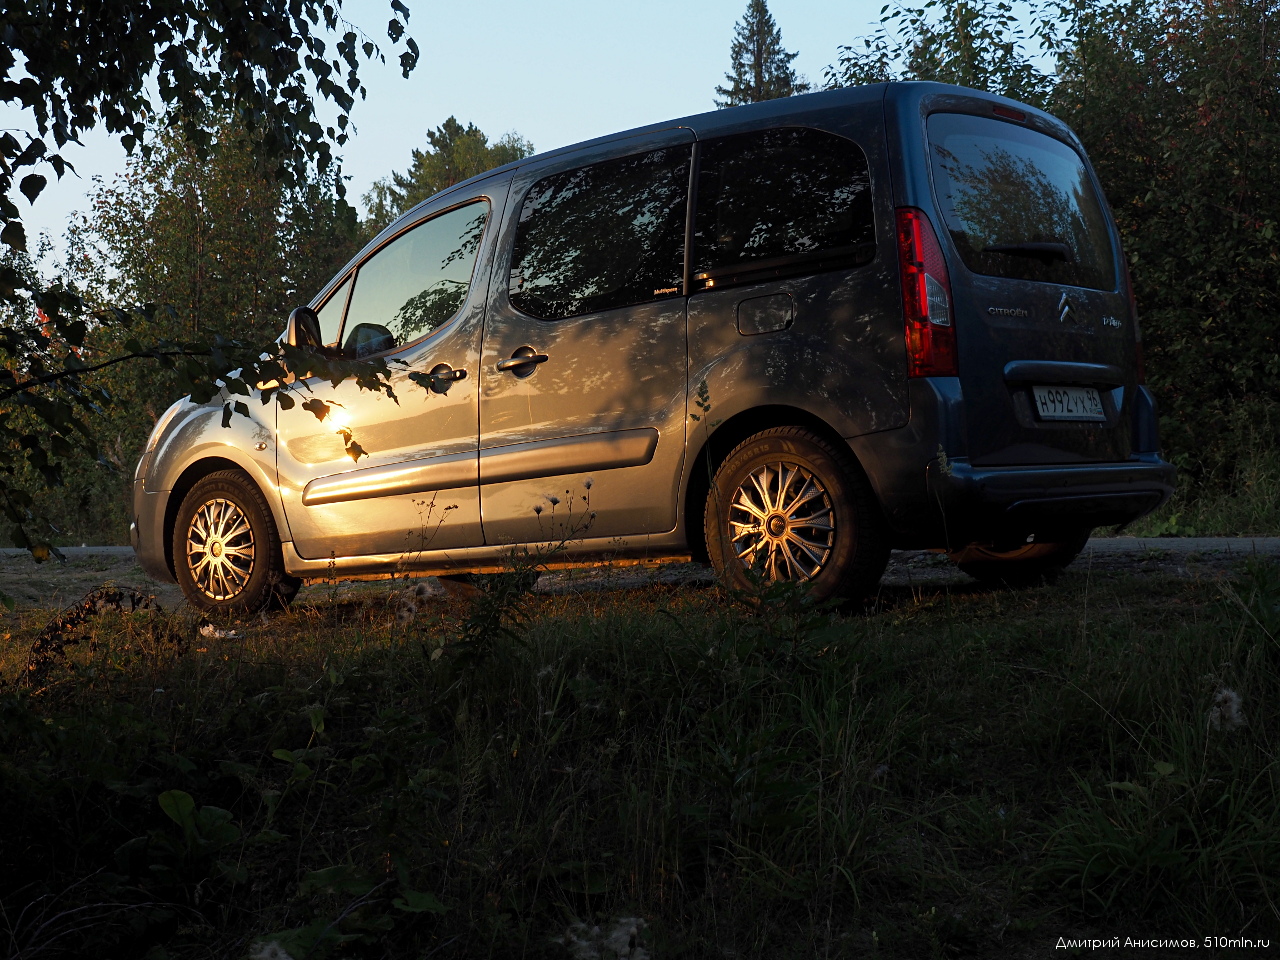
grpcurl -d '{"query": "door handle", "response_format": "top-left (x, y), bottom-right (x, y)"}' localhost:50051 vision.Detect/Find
top-left (422, 362), bottom-right (468, 394)
top-left (496, 346), bottom-right (549, 377)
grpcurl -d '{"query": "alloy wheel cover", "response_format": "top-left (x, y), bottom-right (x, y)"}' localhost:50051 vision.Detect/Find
top-left (727, 460), bottom-right (836, 582)
top-left (185, 497), bottom-right (256, 600)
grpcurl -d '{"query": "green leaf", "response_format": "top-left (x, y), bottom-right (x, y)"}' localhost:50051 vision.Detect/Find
top-left (1, 220), bottom-right (27, 251)
top-left (158, 789), bottom-right (196, 830)
top-left (393, 888), bottom-right (447, 914)
top-left (19, 174), bottom-right (46, 203)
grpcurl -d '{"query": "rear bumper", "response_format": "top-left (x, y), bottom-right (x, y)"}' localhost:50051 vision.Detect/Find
top-left (848, 377), bottom-right (1175, 549)
top-left (926, 453), bottom-right (1175, 547)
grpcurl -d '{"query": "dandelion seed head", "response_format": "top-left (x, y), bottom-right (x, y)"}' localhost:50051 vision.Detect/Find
top-left (547, 495), bottom-right (560, 506)
top-left (250, 943), bottom-right (296, 960)
top-left (1209, 686), bottom-right (1246, 731)
top-left (583, 477), bottom-right (593, 490)
top-left (533, 504), bottom-right (543, 515)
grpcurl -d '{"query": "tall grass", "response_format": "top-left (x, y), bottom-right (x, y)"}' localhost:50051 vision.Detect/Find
top-left (1, 559), bottom-right (1278, 957)
top-left (1129, 404), bottom-right (1280, 538)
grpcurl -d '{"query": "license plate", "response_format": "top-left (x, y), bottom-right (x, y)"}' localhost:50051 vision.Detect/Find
top-left (1032, 385), bottom-right (1105, 421)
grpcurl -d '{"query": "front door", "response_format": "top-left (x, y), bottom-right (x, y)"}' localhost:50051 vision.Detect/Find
top-left (276, 192), bottom-right (502, 559)
top-left (477, 135), bottom-right (693, 546)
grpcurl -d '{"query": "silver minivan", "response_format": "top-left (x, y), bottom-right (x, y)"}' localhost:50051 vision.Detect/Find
top-left (132, 82), bottom-right (1175, 612)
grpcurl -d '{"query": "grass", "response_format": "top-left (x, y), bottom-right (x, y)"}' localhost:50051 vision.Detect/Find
top-left (1, 558), bottom-right (1279, 958)
top-left (1125, 448), bottom-right (1280, 538)
top-left (1125, 407), bottom-right (1280, 538)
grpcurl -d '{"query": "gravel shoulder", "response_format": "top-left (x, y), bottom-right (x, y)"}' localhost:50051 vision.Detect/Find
top-left (2, 537), bottom-right (1277, 615)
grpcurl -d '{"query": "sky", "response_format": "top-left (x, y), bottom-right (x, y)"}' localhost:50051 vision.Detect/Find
top-left (2, 0), bottom-right (889, 265)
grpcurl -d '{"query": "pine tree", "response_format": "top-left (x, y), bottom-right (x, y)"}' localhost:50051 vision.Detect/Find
top-left (714, 0), bottom-right (811, 108)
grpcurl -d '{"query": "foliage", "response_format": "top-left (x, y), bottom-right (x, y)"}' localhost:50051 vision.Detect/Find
top-left (825, 0), bottom-right (1056, 106)
top-left (2, 556), bottom-right (1279, 955)
top-left (363, 117), bottom-right (534, 231)
top-left (714, 0), bottom-right (811, 108)
top-left (0, 0), bottom-right (419, 557)
top-left (0, 119), bottom-right (371, 548)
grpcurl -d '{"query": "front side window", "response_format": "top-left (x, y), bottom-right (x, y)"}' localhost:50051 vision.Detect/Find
top-left (927, 113), bottom-right (1116, 290)
top-left (692, 127), bottom-right (875, 288)
top-left (342, 201), bottom-right (490, 358)
top-left (315, 275), bottom-right (350, 346)
top-left (509, 146), bottom-right (691, 321)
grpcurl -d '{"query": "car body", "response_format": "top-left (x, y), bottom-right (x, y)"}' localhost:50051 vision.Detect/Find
top-left (131, 81), bottom-right (1175, 611)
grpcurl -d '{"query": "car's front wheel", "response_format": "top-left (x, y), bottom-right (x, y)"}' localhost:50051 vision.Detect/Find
top-left (704, 427), bottom-right (889, 602)
top-left (172, 470), bottom-right (300, 613)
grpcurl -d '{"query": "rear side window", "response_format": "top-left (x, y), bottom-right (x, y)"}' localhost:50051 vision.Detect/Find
top-left (927, 113), bottom-right (1117, 291)
top-left (342, 201), bottom-right (489, 357)
top-left (509, 146), bottom-right (691, 321)
top-left (692, 127), bottom-right (875, 289)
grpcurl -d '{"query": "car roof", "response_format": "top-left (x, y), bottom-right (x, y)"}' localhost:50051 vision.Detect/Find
top-left (416, 83), bottom-right (888, 209)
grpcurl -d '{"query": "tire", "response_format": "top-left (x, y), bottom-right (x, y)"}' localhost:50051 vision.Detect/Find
top-left (950, 528), bottom-right (1092, 587)
top-left (172, 470), bottom-right (300, 614)
top-left (703, 427), bottom-right (889, 602)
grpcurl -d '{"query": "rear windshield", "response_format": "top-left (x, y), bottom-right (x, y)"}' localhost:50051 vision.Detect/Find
top-left (927, 113), bottom-right (1116, 291)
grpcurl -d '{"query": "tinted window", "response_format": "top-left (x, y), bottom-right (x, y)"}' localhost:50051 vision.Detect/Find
top-left (315, 275), bottom-right (350, 346)
top-left (509, 147), bottom-right (690, 321)
top-left (927, 113), bottom-right (1116, 290)
top-left (692, 127), bottom-right (875, 288)
top-left (342, 201), bottom-right (489, 357)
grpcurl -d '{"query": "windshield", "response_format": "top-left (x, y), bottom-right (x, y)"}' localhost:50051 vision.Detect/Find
top-left (927, 113), bottom-right (1117, 291)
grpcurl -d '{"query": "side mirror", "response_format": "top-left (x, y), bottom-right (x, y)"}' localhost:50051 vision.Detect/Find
top-left (286, 306), bottom-right (324, 350)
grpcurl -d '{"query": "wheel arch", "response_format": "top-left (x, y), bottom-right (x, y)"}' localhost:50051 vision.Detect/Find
top-left (682, 405), bottom-right (872, 562)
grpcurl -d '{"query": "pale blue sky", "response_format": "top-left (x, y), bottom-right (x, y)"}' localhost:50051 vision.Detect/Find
top-left (3, 0), bottom-right (897, 263)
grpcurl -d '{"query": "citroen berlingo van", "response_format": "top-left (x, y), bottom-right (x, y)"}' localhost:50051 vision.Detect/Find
top-left (131, 81), bottom-right (1175, 612)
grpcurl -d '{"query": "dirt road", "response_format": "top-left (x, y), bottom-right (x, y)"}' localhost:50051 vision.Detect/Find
top-left (2, 537), bottom-right (1277, 614)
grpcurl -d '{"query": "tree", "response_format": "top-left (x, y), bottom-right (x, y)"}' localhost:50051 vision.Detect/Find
top-left (823, 0), bottom-right (1054, 107)
top-left (363, 117), bottom-right (533, 230)
top-left (0, 0), bottom-right (420, 560)
top-left (7, 121), bottom-right (368, 546)
top-left (714, 0), bottom-right (812, 108)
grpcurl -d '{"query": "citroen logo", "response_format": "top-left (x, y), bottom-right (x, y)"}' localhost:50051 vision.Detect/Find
top-left (1057, 292), bottom-right (1073, 325)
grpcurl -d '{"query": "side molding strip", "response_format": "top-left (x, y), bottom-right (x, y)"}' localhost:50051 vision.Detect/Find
top-left (479, 428), bottom-right (659, 486)
top-left (302, 451), bottom-right (476, 505)
top-left (301, 428), bottom-right (660, 506)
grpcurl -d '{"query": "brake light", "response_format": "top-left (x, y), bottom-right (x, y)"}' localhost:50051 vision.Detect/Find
top-left (1122, 257), bottom-right (1145, 384)
top-left (992, 104), bottom-right (1027, 122)
top-left (897, 207), bottom-right (957, 377)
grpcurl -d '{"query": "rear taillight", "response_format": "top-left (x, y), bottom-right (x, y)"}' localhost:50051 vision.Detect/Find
top-left (1122, 257), bottom-right (1145, 384)
top-left (896, 207), bottom-right (957, 377)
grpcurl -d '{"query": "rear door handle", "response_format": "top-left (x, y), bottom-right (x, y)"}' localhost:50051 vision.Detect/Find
top-left (496, 346), bottom-right (549, 376)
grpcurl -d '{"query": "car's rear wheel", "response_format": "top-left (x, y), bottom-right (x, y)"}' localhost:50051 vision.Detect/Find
top-left (950, 528), bottom-right (1092, 587)
top-left (704, 427), bottom-right (889, 602)
top-left (172, 470), bottom-right (300, 613)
